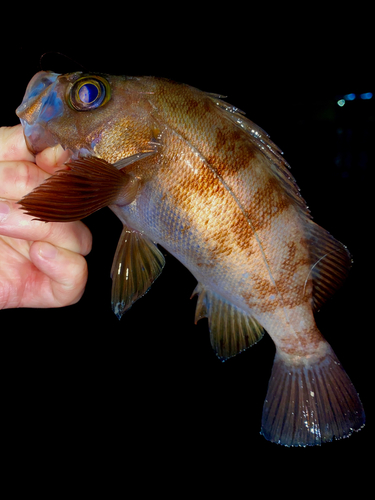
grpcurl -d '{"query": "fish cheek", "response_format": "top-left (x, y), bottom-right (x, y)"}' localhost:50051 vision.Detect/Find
top-left (46, 111), bottom-right (99, 154)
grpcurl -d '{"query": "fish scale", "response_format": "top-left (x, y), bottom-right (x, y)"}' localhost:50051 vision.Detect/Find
top-left (16, 71), bottom-right (364, 446)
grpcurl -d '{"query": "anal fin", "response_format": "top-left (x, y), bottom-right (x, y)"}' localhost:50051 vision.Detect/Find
top-left (111, 226), bottom-right (165, 319)
top-left (192, 283), bottom-right (264, 361)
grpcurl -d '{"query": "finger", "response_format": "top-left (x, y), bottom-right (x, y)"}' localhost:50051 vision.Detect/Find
top-left (0, 160), bottom-right (49, 200)
top-left (36, 144), bottom-right (72, 174)
top-left (0, 125), bottom-right (35, 162)
top-left (0, 200), bottom-right (92, 256)
top-left (29, 241), bottom-right (88, 307)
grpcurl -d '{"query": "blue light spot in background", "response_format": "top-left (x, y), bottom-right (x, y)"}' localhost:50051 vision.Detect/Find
top-left (337, 92), bottom-right (373, 106)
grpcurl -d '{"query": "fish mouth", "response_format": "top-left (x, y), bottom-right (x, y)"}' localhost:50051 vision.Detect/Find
top-left (16, 71), bottom-right (63, 154)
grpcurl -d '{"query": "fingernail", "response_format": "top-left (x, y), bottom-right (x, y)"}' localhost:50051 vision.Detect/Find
top-left (0, 201), bottom-right (10, 222)
top-left (39, 242), bottom-right (58, 260)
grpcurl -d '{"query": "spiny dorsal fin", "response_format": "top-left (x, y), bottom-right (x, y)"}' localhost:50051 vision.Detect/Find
top-left (208, 94), bottom-right (311, 219)
top-left (305, 220), bottom-right (352, 312)
top-left (111, 226), bottom-right (165, 319)
top-left (192, 283), bottom-right (264, 361)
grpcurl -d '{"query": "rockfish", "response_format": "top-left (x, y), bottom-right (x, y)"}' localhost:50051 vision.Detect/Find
top-left (16, 71), bottom-right (365, 446)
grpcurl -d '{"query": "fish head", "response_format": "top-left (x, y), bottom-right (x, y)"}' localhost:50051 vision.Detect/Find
top-left (16, 71), bottom-right (155, 161)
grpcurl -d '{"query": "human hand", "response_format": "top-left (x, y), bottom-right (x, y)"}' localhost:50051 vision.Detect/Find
top-left (0, 125), bottom-right (92, 309)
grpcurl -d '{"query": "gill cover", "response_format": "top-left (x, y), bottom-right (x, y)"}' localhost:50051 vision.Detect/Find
top-left (68, 75), bottom-right (111, 111)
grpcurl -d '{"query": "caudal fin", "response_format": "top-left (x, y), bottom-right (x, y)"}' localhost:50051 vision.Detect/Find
top-left (261, 345), bottom-right (365, 446)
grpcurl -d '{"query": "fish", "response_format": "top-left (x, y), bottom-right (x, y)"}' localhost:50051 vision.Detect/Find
top-left (16, 70), bottom-right (365, 446)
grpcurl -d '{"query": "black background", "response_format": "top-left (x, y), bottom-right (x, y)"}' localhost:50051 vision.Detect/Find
top-left (1, 9), bottom-right (373, 489)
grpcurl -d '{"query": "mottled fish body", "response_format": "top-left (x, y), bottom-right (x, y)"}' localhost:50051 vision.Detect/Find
top-left (16, 71), bottom-right (365, 445)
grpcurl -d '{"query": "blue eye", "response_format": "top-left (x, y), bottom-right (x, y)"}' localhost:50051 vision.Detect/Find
top-left (69, 76), bottom-right (111, 111)
top-left (78, 83), bottom-right (99, 104)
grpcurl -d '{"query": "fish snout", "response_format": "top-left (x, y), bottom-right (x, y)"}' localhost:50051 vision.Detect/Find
top-left (16, 71), bottom-right (60, 121)
top-left (16, 71), bottom-right (63, 154)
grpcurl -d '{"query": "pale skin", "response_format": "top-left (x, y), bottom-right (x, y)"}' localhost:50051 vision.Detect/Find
top-left (0, 124), bottom-right (92, 309)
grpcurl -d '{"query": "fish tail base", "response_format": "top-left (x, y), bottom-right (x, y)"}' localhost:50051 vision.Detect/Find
top-left (261, 345), bottom-right (365, 446)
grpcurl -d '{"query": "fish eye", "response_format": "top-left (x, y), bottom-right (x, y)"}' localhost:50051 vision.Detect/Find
top-left (68, 76), bottom-right (111, 111)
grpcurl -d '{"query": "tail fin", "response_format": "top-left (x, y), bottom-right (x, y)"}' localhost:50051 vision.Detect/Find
top-left (261, 345), bottom-right (365, 446)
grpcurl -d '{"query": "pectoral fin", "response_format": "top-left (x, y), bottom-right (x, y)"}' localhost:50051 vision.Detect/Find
top-left (18, 156), bottom-right (140, 222)
top-left (192, 283), bottom-right (264, 361)
top-left (111, 227), bottom-right (165, 319)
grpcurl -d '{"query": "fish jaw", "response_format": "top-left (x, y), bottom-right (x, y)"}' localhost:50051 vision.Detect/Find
top-left (16, 71), bottom-right (64, 154)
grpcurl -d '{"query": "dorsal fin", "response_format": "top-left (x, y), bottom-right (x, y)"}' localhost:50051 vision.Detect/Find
top-left (304, 220), bottom-right (352, 312)
top-left (192, 283), bottom-right (264, 361)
